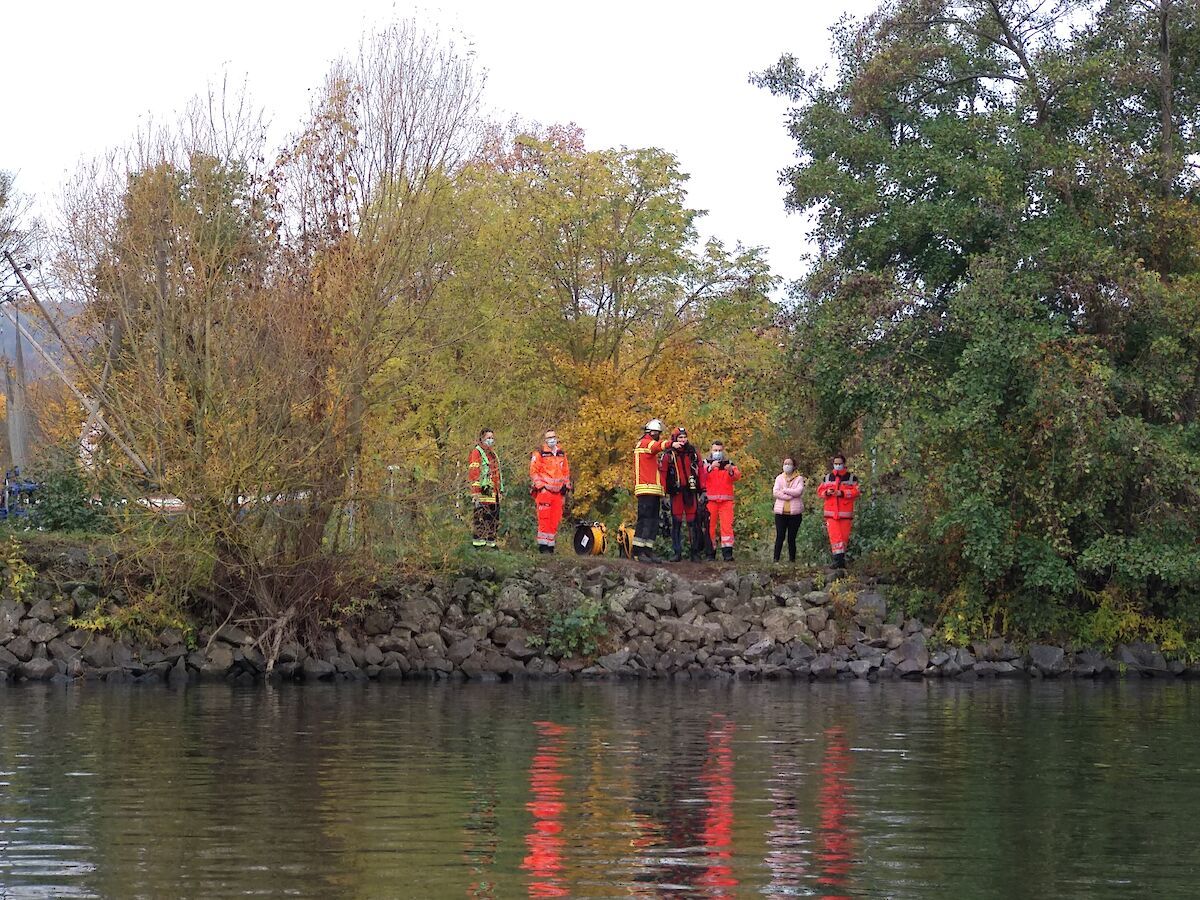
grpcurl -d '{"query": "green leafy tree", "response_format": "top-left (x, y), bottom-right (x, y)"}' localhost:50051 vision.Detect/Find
top-left (758, 0), bottom-right (1200, 637)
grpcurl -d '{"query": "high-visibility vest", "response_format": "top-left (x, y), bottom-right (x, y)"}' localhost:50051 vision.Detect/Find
top-left (633, 434), bottom-right (672, 496)
top-left (817, 472), bottom-right (860, 519)
top-left (469, 445), bottom-right (504, 502)
top-left (530, 445), bottom-right (571, 493)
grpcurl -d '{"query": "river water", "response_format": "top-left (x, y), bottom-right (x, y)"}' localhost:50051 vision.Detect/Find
top-left (0, 680), bottom-right (1196, 898)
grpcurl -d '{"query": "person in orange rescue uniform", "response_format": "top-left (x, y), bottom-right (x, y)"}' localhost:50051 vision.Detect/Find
top-left (815, 454), bottom-right (860, 568)
top-left (529, 428), bottom-right (572, 553)
top-left (703, 440), bottom-right (742, 561)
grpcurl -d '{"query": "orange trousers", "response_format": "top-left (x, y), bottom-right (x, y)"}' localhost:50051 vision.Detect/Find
top-left (708, 499), bottom-right (735, 548)
top-left (535, 490), bottom-right (564, 548)
top-left (825, 517), bottom-right (852, 554)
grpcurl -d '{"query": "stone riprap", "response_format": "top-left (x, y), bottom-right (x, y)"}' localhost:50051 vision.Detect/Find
top-left (0, 560), bottom-right (1195, 684)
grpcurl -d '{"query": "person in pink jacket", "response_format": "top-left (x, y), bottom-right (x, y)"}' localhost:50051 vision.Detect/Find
top-left (772, 456), bottom-right (806, 562)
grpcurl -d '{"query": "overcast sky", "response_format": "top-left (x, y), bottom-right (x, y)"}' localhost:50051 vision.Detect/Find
top-left (8, 0), bottom-right (876, 290)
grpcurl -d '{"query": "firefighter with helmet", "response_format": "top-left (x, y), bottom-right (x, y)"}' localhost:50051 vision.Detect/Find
top-left (631, 419), bottom-right (681, 562)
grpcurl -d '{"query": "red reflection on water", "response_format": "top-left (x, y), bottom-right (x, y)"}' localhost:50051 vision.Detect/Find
top-left (523, 721), bottom-right (570, 898)
top-left (698, 716), bottom-right (738, 894)
top-left (816, 725), bottom-right (855, 900)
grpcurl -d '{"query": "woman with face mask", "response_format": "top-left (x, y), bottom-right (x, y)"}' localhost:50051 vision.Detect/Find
top-left (772, 457), bottom-right (805, 563)
top-left (815, 454), bottom-right (860, 568)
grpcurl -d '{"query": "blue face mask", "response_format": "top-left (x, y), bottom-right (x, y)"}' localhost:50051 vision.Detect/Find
top-left (545, 438), bottom-right (557, 448)
top-left (711, 450), bottom-right (724, 461)
top-left (483, 437), bottom-right (495, 448)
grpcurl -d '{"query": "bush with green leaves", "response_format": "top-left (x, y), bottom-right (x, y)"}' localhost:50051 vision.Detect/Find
top-left (28, 451), bottom-right (112, 533)
top-left (533, 597), bottom-right (608, 659)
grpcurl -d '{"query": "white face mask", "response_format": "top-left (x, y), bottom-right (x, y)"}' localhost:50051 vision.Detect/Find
top-left (711, 450), bottom-right (724, 461)
top-left (783, 464), bottom-right (794, 474)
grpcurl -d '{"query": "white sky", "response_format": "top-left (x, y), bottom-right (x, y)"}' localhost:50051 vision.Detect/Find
top-left (7, 0), bottom-right (876, 290)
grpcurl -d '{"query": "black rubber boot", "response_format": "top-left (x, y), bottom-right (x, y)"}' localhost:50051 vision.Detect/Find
top-left (671, 521), bottom-right (683, 562)
top-left (833, 552), bottom-right (846, 569)
top-left (722, 547), bottom-right (734, 562)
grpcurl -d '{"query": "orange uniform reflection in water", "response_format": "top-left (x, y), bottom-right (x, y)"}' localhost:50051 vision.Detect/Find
top-left (523, 721), bottom-right (570, 898)
top-left (816, 725), bottom-right (855, 900)
top-left (698, 716), bottom-right (738, 894)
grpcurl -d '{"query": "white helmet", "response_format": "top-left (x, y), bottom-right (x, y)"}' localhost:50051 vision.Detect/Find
top-left (645, 419), bottom-right (664, 433)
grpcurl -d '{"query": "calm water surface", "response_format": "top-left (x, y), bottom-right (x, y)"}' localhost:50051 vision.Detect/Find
top-left (0, 680), bottom-right (1197, 898)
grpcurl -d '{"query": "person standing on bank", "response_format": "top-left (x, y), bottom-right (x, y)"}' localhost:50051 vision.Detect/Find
top-left (632, 419), bottom-right (682, 563)
top-left (468, 429), bottom-right (504, 548)
top-left (816, 454), bottom-right (860, 568)
top-left (704, 441), bottom-right (742, 561)
top-left (772, 456), bottom-right (805, 563)
top-left (529, 429), bottom-right (572, 554)
top-left (662, 426), bottom-right (707, 562)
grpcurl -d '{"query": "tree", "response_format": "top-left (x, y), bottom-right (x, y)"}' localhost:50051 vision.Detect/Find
top-left (55, 22), bottom-right (485, 652)
top-left (758, 0), bottom-right (1200, 638)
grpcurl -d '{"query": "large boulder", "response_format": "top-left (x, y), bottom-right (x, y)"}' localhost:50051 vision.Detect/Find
top-left (762, 609), bottom-right (807, 643)
top-left (1116, 642), bottom-right (1168, 673)
top-left (810, 653), bottom-right (837, 679)
top-left (598, 648), bottom-right (632, 672)
top-left (5, 635), bottom-right (33, 662)
top-left (447, 637), bottom-right (477, 666)
top-left (0, 599), bottom-right (25, 634)
top-left (26, 621), bottom-right (60, 644)
top-left (214, 624), bottom-right (253, 646)
top-left (20, 658), bottom-right (56, 681)
top-left (1028, 644), bottom-right (1066, 676)
top-left (853, 591), bottom-right (887, 624)
top-left (202, 643), bottom-right (235, 675)
top-left (503, 634), bottom-right (538, 661)
top-left (0, 646), bottom-right (19, 672)
top-left (886, 633), bottom-right (929, 675)
top-left (362, 609), bottom-right (394, 636)
top-left (301, 657), bottom-right (336, 680)
top-left (693, 581), bottom-right (726, 602)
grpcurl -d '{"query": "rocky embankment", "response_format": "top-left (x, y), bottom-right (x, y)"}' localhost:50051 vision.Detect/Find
top-left (0, 557), bottom-right (1195, 684)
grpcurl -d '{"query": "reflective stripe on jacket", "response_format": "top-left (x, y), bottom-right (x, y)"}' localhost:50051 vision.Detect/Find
top-left (634, 434), bottom-right (672, 496)
top-left (816, 472), bottom-right (860, 519)
top-left (468, 445), bottom-right (503, 503)
top-left (704, 459), bottom-right (741, 502)
top-left (530, 445), bottom-right (571, 494)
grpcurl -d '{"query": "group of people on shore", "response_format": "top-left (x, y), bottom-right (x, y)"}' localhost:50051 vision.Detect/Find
top-left (467, 419), bottom-right (860, 567)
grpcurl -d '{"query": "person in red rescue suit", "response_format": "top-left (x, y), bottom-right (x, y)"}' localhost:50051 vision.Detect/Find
top-left (632, 419), bottom-right (684, 563)
top-left (816, 454), bottom-right (860, 568)
top-left (704, 440), bottom-right (742, 561)
top-left (661, 426), bottom-right (708, 562)
top-left (529, 428), bottom-right (572, 553)
top-left (468, 428), bottom-right (503, 548)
